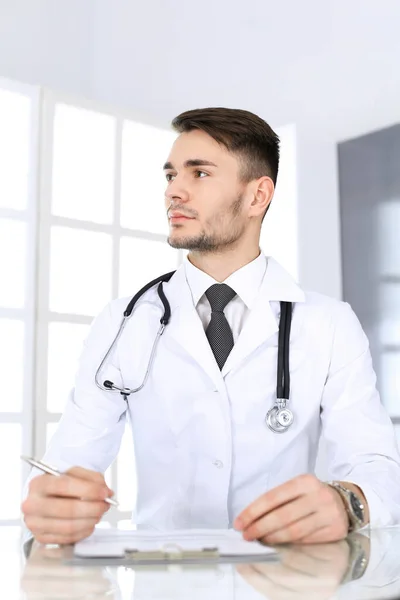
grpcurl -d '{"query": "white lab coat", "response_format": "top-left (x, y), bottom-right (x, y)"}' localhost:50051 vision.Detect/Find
top-left (28, 257), bottom-right (400, 530)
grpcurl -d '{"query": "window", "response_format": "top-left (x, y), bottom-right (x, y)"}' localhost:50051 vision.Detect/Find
top-left (0, 78), bottom-right (39, 525)
top-left (34, 93), bottom-right (181, 526)
top-left (0, 82), bottom-right (298, 526)
top-left (259, 123), bottom-right (298, 280)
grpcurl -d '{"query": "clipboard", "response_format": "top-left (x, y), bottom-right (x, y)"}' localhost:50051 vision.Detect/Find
top-left (67, 550), bottom-right (279, 566)
top-left (70, 529), bottom-right (279, 566)
top-left (124, 543), bottom-right (220, 562)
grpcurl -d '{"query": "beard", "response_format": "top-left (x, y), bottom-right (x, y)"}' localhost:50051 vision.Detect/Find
top-left (168, 193), bottom-right (245, 252)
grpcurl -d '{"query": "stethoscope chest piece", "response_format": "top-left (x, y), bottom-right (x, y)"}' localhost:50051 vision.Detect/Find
top-left (266, 400), bottom-right (294, 433)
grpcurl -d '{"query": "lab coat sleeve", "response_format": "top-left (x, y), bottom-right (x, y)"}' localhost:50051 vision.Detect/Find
top-left (41, 300), bottom-right (127, 472)
top-left (320, 301), bottom-right (400, 528)
top-left (21, 300), bottom-right (128, 547)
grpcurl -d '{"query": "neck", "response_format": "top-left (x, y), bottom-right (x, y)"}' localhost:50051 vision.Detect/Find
top-left (187, 243), bottom-right (261, 282)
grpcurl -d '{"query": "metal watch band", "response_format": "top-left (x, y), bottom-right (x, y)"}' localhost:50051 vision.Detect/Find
top-left (341, 536), bottom-right (369, 583)
top-left (327, 482), bottom-right (365, 532)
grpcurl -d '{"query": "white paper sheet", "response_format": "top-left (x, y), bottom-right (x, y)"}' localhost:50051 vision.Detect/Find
top-left (74, 528), bottom-right (275, 559)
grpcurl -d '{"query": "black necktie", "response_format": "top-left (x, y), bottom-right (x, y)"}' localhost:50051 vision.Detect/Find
top-left (205, 283), bottom-right (237, 370)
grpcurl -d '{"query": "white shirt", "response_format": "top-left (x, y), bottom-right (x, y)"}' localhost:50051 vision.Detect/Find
top-left (184, 251), bottom-right (267, 343)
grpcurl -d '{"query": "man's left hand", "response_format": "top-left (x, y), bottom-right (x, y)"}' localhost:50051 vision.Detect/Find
top-left (234, 474), bottom-right (350, 545)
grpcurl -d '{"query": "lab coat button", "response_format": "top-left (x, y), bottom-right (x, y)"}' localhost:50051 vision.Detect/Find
top-left (213, 460), bottom-right (224, 469)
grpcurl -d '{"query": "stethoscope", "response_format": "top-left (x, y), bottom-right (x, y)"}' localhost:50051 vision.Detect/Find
top-left (94, 272), bottom-right (295, 434)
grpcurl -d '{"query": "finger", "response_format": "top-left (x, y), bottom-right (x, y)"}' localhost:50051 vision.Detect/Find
top-left (235, 474), bottom-right (319, 530)
top-left (34, 527), bottom-right (95, 546)
top-left (249, 561), bottom-right (318, 592)
top-left (237, 563), bottom-right (306, 599)
top-left (277, 543), bottom-right (349, 579)
top-left (260, 512), bottom-right (330, 545)
top-left (278, 544), bottom-right (337, 573)
top-left (242, 495), bottom-right (318, 541)
top-left (25, 515), bottom-right (99, 538)
top-left (66, 467), bottom-right (109, 488)
top-left (23, 495), bottom-right (109, 520)
top-left (298, 524), bottom-right (348, 545)
top-left (239, 561), bottom-right (305, 585)
top-left (282, 540), bottom-right (349, 563)
top-left (236, 564), bottom-right (286, 599)
top-left (66, 467), bottom-right (116, 501)
top-left (28, 473), bottom-right (111, 502)
top-left (246, 560), bottom-right (341, 596)
top-left (21, 568), bottom-right (113, 597)
top-left (277, 546), bottom-right (327, 576)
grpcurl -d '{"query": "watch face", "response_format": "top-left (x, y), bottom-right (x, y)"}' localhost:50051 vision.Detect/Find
top-left (350, 492), bottom-right (364, 522)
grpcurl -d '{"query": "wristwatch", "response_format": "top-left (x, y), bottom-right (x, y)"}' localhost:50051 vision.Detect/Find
top-left (341, 534), bottom-right (370, 583)
top-left (328, 482), bottom-right (365, 532)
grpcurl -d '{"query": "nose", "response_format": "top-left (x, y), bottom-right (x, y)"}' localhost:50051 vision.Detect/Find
top-left (165, 174), bottom-right (189, 205)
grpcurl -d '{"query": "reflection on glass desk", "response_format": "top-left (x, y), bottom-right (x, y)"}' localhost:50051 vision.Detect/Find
top-left (2, 526), bottom-right (400, 600)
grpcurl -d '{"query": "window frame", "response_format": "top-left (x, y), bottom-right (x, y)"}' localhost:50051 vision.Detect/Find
top-left (34, 90), bottom-right (183, 526)
top-left (0, 77), bottom-right (40, 525)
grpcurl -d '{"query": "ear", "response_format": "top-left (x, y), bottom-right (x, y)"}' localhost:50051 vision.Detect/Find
top-left (249, 176), bottom-right (275, 217)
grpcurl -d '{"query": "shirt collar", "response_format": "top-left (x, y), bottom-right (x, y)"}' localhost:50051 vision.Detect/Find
top-left (184, 251), bottom-right (267, 309)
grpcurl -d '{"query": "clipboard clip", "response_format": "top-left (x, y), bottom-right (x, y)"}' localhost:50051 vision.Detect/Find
top-left (124, 543), bottom-right (219, 562)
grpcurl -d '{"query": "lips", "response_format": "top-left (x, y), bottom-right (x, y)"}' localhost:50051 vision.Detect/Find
top-left (169, 212), bottom-right (194, 221)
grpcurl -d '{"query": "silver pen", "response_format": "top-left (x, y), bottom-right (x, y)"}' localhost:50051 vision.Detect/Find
top-left (20, 455), bottom-right (119, 507)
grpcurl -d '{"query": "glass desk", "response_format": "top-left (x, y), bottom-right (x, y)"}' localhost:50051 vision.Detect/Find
top-left (2, 526), bottom-right (400, 599)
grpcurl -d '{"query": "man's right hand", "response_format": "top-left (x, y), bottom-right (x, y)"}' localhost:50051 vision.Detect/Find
top-left (21, 467), bottom-right (114, 545)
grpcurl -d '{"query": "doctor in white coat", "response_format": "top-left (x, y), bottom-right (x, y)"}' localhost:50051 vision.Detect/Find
top-left (22, 107), bottom-right (400, 547)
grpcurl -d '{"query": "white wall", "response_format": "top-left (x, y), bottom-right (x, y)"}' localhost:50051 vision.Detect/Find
top-left (0, 0), bottom-right (95, 93)
top-left (1, 0), bottom-right (400, 297)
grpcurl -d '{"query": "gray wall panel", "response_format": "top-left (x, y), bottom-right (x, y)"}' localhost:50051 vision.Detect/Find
top-left (338, 124), bottom-right (400, 420)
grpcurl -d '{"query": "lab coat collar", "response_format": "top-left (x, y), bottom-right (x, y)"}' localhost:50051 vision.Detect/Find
top-left (163, 256), bottom-right (305, 388)
top-left (260, 257), bottom-right (306, 303)
top-left (164, 265), bottom-right (224, 392)
top-left (184, 251), bottom-right (267, 310)
top-left (221, 258), bottom-right (305, 375)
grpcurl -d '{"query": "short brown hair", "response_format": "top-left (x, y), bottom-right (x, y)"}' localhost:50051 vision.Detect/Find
top-left (171, 107), bottom-right (280, 185)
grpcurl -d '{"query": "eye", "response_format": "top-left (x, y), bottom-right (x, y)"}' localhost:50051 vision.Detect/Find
top-left (165, 173), bottom-right (175, 182)
top-left (194, 170), bottom-right (208, 178)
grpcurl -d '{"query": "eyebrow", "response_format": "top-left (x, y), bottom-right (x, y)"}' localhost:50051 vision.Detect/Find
top-left (163, 159), bottom-right (218, 170)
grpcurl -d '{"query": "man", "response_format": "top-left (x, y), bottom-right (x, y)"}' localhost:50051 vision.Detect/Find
top-left (22, 107), bottom-right (400, 546)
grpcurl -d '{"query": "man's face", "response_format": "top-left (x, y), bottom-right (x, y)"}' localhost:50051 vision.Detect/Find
top-left (163, 130), bottom-right (250, 252)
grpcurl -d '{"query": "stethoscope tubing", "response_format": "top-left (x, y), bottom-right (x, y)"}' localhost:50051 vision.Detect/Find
top-left (94, 273), bottom-right (294, 431)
